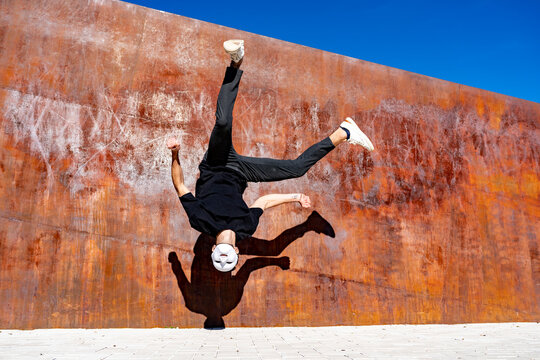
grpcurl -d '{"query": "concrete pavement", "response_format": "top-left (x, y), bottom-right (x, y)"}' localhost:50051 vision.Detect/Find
top-left (0, 322), bottom-right (538, 359)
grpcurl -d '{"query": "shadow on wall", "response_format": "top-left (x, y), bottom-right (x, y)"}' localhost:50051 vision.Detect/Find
top-left (168, 211), bottom-right (335, 329)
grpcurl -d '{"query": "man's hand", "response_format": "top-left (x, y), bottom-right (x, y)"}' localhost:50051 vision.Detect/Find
top-left (167, 137), bottom-right (180, 151)
top-left (298, 194), bottom-right (311, 208)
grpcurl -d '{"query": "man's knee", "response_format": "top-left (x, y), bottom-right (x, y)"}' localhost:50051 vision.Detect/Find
top-left (290, 159), bottom-right (309, 178)
top-left (214, 113), bottom-right (231, 129)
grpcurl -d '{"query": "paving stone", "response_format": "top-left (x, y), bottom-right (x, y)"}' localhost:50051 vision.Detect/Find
top-left (0, 323), bottom-right (539, 359)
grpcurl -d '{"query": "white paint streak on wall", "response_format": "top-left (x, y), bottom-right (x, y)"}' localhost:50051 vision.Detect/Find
top-left (309, 102), bottom-right (320, 133)
top-left (1, 88), bottom-right (210, 196)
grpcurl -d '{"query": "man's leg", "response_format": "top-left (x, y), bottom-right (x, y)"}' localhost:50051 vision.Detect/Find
top-left (234, 117), bottom-right (374, 182)
top-left (205, 64), bottom-right (243, 167)
top-left (234, 137), bottom-right (334, 182)
top-left (234, 124), bottom-right (352, 182)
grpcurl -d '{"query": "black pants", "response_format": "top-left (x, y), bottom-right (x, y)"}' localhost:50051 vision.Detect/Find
top-left (204, 66), bottom-right (335, 182)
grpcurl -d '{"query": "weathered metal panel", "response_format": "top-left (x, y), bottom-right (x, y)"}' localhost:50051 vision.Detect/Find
top-left (0, 0), bottom-right (538, 328)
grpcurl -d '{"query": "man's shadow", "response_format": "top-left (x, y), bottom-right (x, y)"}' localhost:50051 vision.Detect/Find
top-left (168, 211), bottom-right (335, 329)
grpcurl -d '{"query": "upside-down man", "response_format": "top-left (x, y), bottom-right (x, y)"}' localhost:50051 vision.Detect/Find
top-left (167, 40), bottom-right (374, 272)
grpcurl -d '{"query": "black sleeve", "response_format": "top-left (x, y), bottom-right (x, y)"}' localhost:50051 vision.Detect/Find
top-left (179, 193), bottom-right (201, 230)
top-left (250, 207), bottom-right (264, 217)
top-left (249, 207), bottom-right (264, 228)
top-left (179, 192), bottom-right (197, 211)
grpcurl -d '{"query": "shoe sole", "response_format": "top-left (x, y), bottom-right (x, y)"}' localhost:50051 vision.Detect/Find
top-left (223, 40), bottom-right (243, 53)
top-left (344, 117), bottom-right (374, 151)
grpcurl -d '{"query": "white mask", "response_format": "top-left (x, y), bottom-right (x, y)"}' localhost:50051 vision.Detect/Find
top-left (211, 243), bottom-right (238, 272)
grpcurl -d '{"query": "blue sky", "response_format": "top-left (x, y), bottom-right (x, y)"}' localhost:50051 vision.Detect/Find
top-left (125, 0), bottom-right (539, 103)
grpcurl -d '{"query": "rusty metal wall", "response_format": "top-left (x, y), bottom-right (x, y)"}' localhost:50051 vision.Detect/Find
top-left (0, 0), bottom-right (538, 328)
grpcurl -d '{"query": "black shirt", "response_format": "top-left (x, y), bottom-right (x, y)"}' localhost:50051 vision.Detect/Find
top-left (180, 161), bottom-right (263, 240)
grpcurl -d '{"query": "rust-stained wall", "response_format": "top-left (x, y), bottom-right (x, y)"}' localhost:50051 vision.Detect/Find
top-left (0, 0), bottom-right (538, 329)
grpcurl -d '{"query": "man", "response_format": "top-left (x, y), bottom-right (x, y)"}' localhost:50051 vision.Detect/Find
top-left (167, 39), bottom-right (374, 272)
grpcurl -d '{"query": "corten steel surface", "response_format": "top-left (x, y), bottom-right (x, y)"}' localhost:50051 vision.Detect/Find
top-left (0, 0), bottom-right (539, 329)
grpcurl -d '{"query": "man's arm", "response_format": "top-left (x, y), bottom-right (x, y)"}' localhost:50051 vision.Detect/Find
top-left (168, 138), bottom-right (190, 197)
top-left (250, 193), bottom-right (311, 210)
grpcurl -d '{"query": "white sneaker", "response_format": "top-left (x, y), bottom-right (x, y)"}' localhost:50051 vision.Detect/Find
top-left (340, 117), bottom-right (374, 151)
top-left (223, 39), bottom-right (244, 63)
